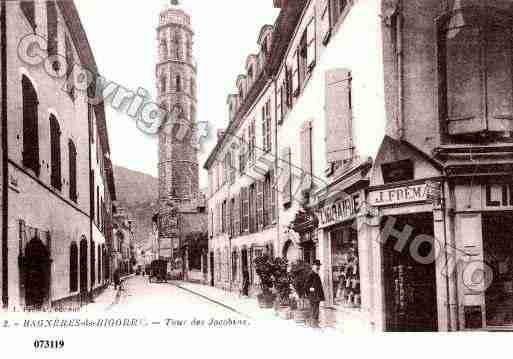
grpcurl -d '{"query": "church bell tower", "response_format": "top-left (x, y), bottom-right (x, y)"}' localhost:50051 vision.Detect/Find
top-left (157, 0), bottom-right (199, 208)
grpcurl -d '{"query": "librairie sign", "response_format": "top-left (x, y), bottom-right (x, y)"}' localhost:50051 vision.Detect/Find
top-left (369, 183), bottom-right (428, 206)
top-left (317, 194), bottom-right (361, 228)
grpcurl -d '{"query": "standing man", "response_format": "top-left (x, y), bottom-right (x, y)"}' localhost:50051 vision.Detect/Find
top-left (306, 260), bottom-right (325, 328)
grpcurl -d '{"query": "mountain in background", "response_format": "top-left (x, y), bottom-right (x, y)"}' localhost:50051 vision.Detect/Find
top-left (113, 165), bottom-right (159, 248)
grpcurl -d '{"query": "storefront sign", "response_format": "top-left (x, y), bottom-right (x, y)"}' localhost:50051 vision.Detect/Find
top-left (369, 183), bottom-right (427, 206)
top-left (317, 194), bottom-right (360, 228)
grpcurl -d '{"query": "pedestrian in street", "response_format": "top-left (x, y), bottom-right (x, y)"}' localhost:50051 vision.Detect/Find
top-left (305, 260), bottom-right (325, 328)
top-left (242, 269), bottom-right (250, 297)
top-left (113, 268), bottom-right (121, 290)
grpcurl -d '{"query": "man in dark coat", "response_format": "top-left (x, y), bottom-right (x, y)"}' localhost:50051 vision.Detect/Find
top-left (305, 260), bottom-right (325, 328)
top-left (113, 268), bottom-right (121, 290)
top-left (242, 269), bottom-right (250, 297)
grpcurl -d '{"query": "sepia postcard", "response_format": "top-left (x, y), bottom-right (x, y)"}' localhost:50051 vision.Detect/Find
top-left (1, 0), bottom-right (513, 356)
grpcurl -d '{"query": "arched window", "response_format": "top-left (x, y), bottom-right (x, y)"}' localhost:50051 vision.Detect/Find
top-left (102, 244), bottom-right (108, 281)
top-left (50, 115), bottom-right (62, 190)
top-left (22, 75), bottom-right (40, 175)
top-left (69, 242), bottom-right (78, 293)
top-left (90, 239), bottom-right (95, 287)
top-left (79, 236), bottom-right (88, 293)
top-left (98, 244), bottom-right (101, 284)
top-left (176, 75), bottom-right (182, 92)
top-left (68, 140), bottom-right (77, 202)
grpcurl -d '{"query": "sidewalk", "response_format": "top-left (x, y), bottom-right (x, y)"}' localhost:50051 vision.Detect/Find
top-left (173, 281), bottom-right (280, 322)
top-left (80, 274), bottom-right (135, 312)
top-left (173, 281), bottom-right (373, 333)
top-left (172, 281), bottom-right (332, 329)
top-left (80, 284), bottom-right (119, 312)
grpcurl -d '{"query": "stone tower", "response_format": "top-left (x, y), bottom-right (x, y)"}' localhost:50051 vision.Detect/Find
top-left (157, 1), bottom-right (199, 208)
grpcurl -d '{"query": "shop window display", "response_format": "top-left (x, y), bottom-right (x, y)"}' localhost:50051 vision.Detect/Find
top-left (331, 226), bottom-right (360, 308)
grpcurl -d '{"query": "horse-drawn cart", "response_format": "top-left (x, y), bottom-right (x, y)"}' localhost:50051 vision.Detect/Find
top-left (149, 259), bottom-right (168, 283)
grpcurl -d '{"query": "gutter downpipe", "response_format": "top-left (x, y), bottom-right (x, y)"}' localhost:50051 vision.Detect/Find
top-left (1, 0), bottom-right (9, 309)
top-left (396, 0), bottom-right (405, 140)
top-left (440, 180), bottom-right (453, 331)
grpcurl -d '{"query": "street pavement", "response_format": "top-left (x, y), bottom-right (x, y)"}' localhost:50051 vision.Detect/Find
top-left (80, 275), bottom-right (335, 333)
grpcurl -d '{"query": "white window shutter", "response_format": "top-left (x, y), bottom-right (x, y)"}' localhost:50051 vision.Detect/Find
top-left (280, 147), bottom-right (292, 206)
top-left (300, 121), bottom-right (313, 191)
top-left (307, 18), bottom-right (316, 70)
top-left (292, 51), bottom-right (299, 96)
top-left (325, 68), bottom-right (353, 165)
top-left (277, 86), bottom-right (282, 124)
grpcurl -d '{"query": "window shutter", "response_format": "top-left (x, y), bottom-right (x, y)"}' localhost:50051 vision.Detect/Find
top-left (242, 187), bottom-right (249, 233)
top-left (46, 1), bottom-right (58, 57)
top-left (248, 185), bottom-right (254, 233)
top-left (262, 107), bottom-right (267, 152)
top-left (445, 23), bottom-right (485, 135)
top-left (280, 147), bottom-right (292, 206)
top-left (325, 68), bottom-right (353, 165)
top-left (215, 202), bottom-right (219, 236)
top-left (292, 51), bottom-right (299, 96)
top-left (307, 18), bottom-right (316, 70)
top-left (245, 187), bottom-right (250, 233)
top-left (226, 200), bottom-right (231, 236)
top-left (300, 121), bottom-right (313, 191)
top-left (270, 170), bottom-right (277, 223)
top-left (234, 193), bottom-right (240, 236)
top-left (257, 181), bottom-right (264, 231)
top-left (277, 86), bottom-right (283, 125)
top-left (320, 0), bottom-right (331, 44)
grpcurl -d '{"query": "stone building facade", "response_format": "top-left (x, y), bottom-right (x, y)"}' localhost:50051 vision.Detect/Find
top-left (0, 1), bottom-right (116, 311)
top-left (156, 2), bottom-right (206, 281)
top-left (205, 0), bottom-right (513, 332)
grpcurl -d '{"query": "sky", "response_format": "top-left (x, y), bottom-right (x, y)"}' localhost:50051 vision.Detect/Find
top-left (75, 0), bottom-right (280, 188)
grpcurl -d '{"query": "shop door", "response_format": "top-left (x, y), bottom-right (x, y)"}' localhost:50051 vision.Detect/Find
top-left (483, 212), bottom-right (513, 327)
top-left (24, 238), bottom-right (51, 310)
top-left (210, 252), bottom-right (215, 287)
top-left (382, 213), bottom-right (438, 332)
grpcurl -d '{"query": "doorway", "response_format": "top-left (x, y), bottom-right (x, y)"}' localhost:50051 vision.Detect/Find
top-left (483, 212), bottom-right (513, 327)
top-left (79, 237), bottom-right (88, 295)
top-left (209, 252), bottom-right (214, 287)
top-left (382, 213), bottom-right (438, 331)
top-left (24, 238), bottom-right (50, 310)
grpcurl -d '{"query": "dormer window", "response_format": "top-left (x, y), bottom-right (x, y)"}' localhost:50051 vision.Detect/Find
top-left (248, 66), bottom-right (254, 81)
top-left (437, 6), bottom-right (513, 138)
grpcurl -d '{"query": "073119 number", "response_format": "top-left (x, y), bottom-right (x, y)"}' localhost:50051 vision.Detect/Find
top-left (33, 339), bottom-right (64, 350)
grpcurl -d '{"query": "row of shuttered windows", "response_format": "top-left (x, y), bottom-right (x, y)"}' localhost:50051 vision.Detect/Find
top-left (211, 172), bottom-right (277, 238)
